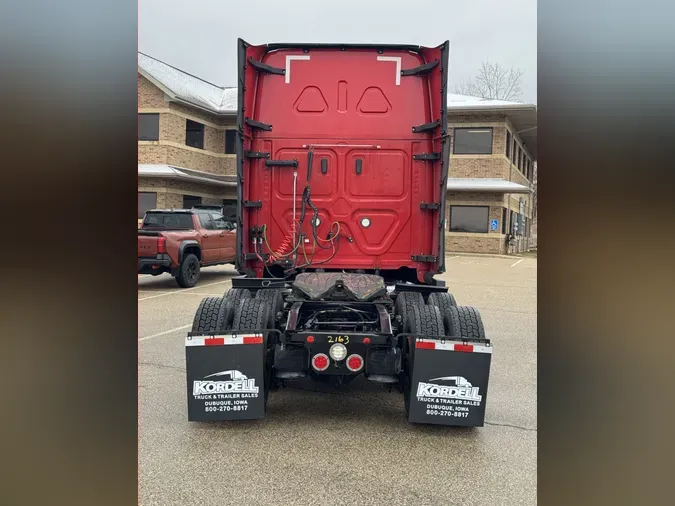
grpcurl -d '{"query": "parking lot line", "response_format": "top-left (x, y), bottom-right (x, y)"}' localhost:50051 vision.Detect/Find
top-left (510, 258), bottom-right (525, 267)
top-left (137, 279), bottom-right (232, 301)
top-left (139, 324), bottom-right (192, 342)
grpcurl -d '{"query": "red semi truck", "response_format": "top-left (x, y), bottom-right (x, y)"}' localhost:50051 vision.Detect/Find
top-left (186, 40), bottom-right (492, 427)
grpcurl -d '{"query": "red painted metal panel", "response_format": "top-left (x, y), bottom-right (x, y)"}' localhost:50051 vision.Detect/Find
top-left (239, 43), bottom-right (448, 281)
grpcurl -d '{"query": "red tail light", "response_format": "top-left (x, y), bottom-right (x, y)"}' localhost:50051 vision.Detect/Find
top-left (157, 237), bottom-right (167, 254)
top-left (346, 354), bottom-right (363, 372)
top-left (311, 353), bottom-right (329, 371)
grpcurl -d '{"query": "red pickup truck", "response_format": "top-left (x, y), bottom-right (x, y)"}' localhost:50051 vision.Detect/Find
top-left (138, 209), bottom-right (236, 287)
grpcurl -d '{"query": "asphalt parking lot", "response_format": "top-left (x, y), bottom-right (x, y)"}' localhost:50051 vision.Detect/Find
top-left (139, 255), bottom-right (537, 506)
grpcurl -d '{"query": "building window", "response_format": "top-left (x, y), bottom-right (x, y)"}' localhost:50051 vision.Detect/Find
top-left (225, 130), bottom-right (236, 154)
top-left (183, 195), bottom-right (202, 209)
top-left (138, 192), bottom-right (157, 219)
top-left (518, 147), bottom-right (522, 170)
top-left (450, 206), bottom-right (489, 233)
top-left (453, 128), bottom-right (493, 154)
top-left (525, 159), bottom-right (531, 180)
top-left (186, 120), bottom-right (204, 149)
top-left (505, 131), bottom-right (511, 158)
top-left (222, 199), bottom-right (237, 222)
top-left (512, 140), bottom-right (517, 164)
top-left (138, 114), bottom-right (159, 141)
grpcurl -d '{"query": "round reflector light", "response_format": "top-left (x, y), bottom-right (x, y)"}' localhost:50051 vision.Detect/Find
top-left (363, 337), bottom-right (371, 345)
top-left (312, 353), bottom-right (329, 371)
top-left (329, 343), bottom-right (347, 361)
top-left (306, 335), bottom-right (315, 343)
top-left (360, 218), bottom-right (371, 228)
top-left (346, 354), bottom-right (364, 372)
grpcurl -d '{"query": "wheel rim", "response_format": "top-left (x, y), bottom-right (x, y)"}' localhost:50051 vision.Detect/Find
top-left (187, 260), bottom-right (198, 282)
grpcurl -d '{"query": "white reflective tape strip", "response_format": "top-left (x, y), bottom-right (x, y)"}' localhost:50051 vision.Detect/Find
top-left (285, 55), bottom-right (310, 83)
top-left (417, 339), bottom-right (493, 354)
top-left (185, 334), bottom-right (262, 346)
top-left (377, 56), bottom-right (402, 85)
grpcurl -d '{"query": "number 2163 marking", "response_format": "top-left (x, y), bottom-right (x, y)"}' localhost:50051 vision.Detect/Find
top-left (327, 335), bottom-right (349, 344)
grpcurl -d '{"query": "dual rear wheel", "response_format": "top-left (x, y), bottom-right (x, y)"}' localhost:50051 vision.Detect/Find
top-left (395, 291), bottom-right (485, 340)
top-left (191, 289), bottom-right (283, 408)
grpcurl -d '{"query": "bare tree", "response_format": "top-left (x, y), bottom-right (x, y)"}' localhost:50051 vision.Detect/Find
top-left (455, 61), bottom-right (523, 101)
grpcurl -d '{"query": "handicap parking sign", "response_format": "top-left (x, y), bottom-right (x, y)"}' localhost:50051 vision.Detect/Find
top-left (490, 219), bottom-right (499, 231)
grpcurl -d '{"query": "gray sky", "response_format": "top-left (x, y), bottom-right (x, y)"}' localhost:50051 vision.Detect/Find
top-left (139, 0), bottom-right (536, 104)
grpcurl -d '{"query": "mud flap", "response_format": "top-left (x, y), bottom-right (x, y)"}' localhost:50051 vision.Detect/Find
top-left (185, 333), bottom-right (267, 421)
top-left (408, 338), bottom-right (492, 427)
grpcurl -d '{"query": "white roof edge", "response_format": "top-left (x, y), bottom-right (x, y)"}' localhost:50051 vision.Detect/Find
top-left (449, 103), bottom-right (537, 112)
top-left (138, 164), bottom-right (235, 187)
top-left (446, 178), bottom-right (532, 194)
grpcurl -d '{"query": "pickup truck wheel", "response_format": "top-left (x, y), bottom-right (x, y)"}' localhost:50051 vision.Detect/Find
top-left (191, 297), bottom-right (229, 333)
top-left (176, 253), bottom-right (200, 288)
top-left (394, 291), bottom-right (424, 332)
top-left (446, 306), bottom-right (486, 339)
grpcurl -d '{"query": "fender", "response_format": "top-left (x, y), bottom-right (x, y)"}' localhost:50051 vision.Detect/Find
top-left (179, 240), bottom-right (201, 264)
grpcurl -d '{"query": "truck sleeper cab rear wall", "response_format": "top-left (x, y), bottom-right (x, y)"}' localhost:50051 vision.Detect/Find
top-left (236, 40), bottom-right (449, 283)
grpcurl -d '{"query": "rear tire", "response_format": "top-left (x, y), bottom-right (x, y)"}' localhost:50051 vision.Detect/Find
top-left (402, 303), bottom-right (444, 417)
top-left (447, 306), bottom-right (486, 339)
top-left (191, 297), bottom-right (230, 333)
top-left (408, 304), bottom-right (445, 337)
top-left (176, 253), bottom-right (200, 288)
top-left (394, 291), bottom-right (424, 332)
top-left (231, 297), bottom-right (272, 331)
top-left (230, 298), bottom-right (275, 406)
top-left (255, 289), bottom-right (284, 329)
top-left (224, 288), bottom-right (252, 309)
top-left (427, 292), bottom-right (457, 311)
top-left (427, 292), bottom-right (458, 335)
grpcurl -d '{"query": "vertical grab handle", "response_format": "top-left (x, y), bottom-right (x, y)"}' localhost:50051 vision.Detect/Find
top-left (321, 158), bottom-right (328, 174)
top-left (306, 150), bottom-right (314, 182)
top-left (355, 158), bottom-right (362, 175)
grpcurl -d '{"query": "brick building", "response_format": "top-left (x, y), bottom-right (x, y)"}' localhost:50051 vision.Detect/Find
top-left (138, 52), bottom-right (536, 254)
